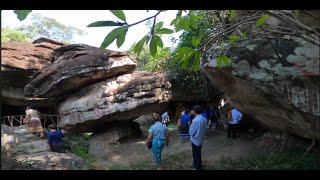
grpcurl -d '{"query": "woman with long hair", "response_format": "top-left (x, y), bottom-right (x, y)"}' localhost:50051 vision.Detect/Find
top-left (23, 106), bottom-right (44, 138)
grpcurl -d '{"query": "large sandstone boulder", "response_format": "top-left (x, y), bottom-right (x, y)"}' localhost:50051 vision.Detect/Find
top-left (58, 71), bottom-right (171, 132)
top-left (202, 38), bottom-right (320, 140)
top-left (24, 44), bottom-right (137, 98)
top-left (1, 38), bottom-right (64, 107)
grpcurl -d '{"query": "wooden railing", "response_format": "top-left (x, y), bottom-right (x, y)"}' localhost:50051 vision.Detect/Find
top-left (1, 115), bottom-right (59, 128)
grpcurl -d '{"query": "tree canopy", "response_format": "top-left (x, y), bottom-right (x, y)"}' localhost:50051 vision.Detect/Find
top-left (1, 27), bottom-right (31, 43)
top-left (15, 13), bottom-right (86, 43)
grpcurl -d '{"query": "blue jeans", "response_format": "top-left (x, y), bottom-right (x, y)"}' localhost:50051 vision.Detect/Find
top-left (152, 138), bottom-right (166, 165)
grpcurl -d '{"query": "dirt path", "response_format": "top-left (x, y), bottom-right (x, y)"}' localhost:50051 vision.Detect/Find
top-left (91, 126), bottom-right (260, 170)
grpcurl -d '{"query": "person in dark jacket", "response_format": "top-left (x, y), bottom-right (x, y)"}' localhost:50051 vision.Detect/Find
top-left (47, 124), bottom-right (65, 153)
top-left (177, 109), bottom-right (192, 144)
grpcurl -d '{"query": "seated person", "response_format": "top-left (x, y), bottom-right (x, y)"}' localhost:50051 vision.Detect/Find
top-left (47, 124), bottom-right (66, 153)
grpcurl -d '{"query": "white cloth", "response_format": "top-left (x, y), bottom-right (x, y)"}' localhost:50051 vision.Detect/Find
top-left (161, 112), bottom-right (170, 123)
top-left (26, 109), bottom-right (40, 119)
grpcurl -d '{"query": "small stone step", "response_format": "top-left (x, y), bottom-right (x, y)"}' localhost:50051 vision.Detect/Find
top-left (15, 140), bottom-right (49, 155)
top-left (13, 128), bottom-right (30, 135)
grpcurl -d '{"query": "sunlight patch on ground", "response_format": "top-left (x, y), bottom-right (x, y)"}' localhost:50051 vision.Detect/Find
top-left (167, 124), bottom-right (178, 131)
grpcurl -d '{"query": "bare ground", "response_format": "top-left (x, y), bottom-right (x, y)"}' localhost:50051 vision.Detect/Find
top-left (91, 126), bottom-right (260, 170)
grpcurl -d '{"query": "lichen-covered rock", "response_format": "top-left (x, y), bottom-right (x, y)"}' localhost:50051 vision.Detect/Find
top-left (58, 71), bottom-right (172, 132)
top-left (202, 38), bottom-right (320, 140)
top-left (24, 44), bottom-right (137, 98)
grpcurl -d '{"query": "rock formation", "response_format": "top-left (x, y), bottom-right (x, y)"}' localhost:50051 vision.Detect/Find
top-left (202, 38), bottom-right (320, 140)
top-left (24, 44), bottom-right (137, 98)
top-left (58, 71), bottom-right (171, 132)
top-left (1, 38), bottom-right (64, 107)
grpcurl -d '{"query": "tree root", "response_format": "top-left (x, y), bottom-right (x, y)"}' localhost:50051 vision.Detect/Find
top-left (302, 138), bottom-right (315, 158)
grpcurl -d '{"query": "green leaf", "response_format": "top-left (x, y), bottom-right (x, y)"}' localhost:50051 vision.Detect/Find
top-left (228, 35), bottom-right (240, 46)
top-left (14, 10), bottom-right (32, 21)
top-left (193, 51), bottom-right (201, 71)
top-left (256, 15), bottom-right (269, 28)
top-left (191, 36), bottom-right (202, 48)
top-left (241, 32), bottom-right (247, 37)
top-left (154, 35), bottom-right (163, 48)
top-left (217, 56), bottom-right (223, 68)
top-left (155, 28), bottom-right (174, 34)
top-left (229, 35), bottom-right (240, 41)
top-left (134, 35), bottom-right (148, 55)
top-left (116, 28), bottom-right (128, 48)
top-left (155, 22), bottom-right (164, 31)
top-left (182, 18), bottom-right (191, 30)
top-left (230, 10), bottom-right (236, 18)
top-left (87, 21), bottom-right (121, 27)
top-left (220, 41), bottom-right (225, 50)
top-left (221, 54), bottom-right (231, 65)
top-left (181, 51), bottom-right (194, 69)
top-left (170, 17), bottom-right (179, 26)
top-left (174, 47), bottom-right (193, 61)
top-left (110, 10), bottom-right (126, 22)
top-left (227, 39), bottom-right (238, 46)
top-left (145, 35), bottom-right (151, 45)
top-left (149, 37), bottom-right (158, 57)
top-left (190, 16), bottom-right (199, 29)
top-left (100, 26), bottom-right (127, 50)
top-left (191, 20), bottom-right (198, 29)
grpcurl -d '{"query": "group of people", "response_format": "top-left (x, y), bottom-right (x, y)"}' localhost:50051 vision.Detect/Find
top-left (140, 101), bottom-right (243, 170)
top-left (23, 106), bottom-right (66, 153)
top-left (23, 101), bottom-right (243, 170)
top-left (139, 105), bottom-right (209, 170)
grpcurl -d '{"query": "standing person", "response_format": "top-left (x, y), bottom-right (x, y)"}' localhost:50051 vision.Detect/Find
top-left (47, 124), bottom-right (66, 153)
top-left (227, 107), bottom-right (243, 139)
top-left (208, 104), bottom-right (219, 130)
top-left (140, 113), bottom-right (169, 170)
top-left (189, 105), bottom-right (207, 170)
top-left (161, 111), bottom-right (170, 125)
top-left (181, 107), bottom-right (186, 116)
top-left (178, 109), bottom-right (192, 144)
top-left (23, 106), bottom-right (44, 138)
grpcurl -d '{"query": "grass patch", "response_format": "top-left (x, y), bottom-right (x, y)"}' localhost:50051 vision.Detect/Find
top-left (219, 149), bottom-right (320, 170)
top-left (64, 133), bottom-right (95, 162)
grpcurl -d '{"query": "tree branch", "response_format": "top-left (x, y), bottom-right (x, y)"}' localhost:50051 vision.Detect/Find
top-left (263, 10), bottom-right (320, 47)
top-left (128, 11), bottom-right (162, 27)
top-left (150, 13), bottom-right (157, 36)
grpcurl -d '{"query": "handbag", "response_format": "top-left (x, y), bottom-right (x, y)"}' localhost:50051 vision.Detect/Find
top-left (147, 139), bottom-right (153, 149)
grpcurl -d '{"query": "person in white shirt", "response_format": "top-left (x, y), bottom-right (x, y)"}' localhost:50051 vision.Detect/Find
top-left (227, 107), bottom-right (243, 139)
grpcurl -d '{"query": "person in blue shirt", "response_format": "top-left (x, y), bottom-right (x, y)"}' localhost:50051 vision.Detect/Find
top-left (201, 110), bottom-right (209, 120)
top-left (47, 124), bottom-right (65, 153)
top-left (178, 109), bottom-right (191, 143)
top-left (141, 113), bottom-right (169, 170)
top-left (227, 107), bottom-right (243, 139)
top-left (189, 105), bottom-right (207, 170)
